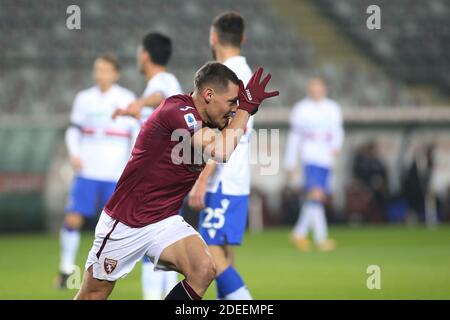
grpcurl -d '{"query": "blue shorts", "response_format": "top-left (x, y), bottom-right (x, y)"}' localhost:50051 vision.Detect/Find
top-left (198, 185), bottom-right (249, 246)
top-left (304, 164), bottom-right (330, 193)
top-left (65, 176), bottom-right (117, 218)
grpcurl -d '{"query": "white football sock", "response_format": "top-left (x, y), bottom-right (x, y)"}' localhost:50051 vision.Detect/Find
top-left (293, 201), bottom-right (314, 237)
top-left (59, 227), bottom-right (80, 274)
top-left (142, 261), bottom-right (164, 300)
top-left (162, 270), bottom-right (179, 297)
top-left (224, 286), bottom-right (252, 300)
top-left (311, 202), bottom-right (328, 243)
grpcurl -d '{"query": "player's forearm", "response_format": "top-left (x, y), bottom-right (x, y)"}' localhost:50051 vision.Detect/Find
top-left (65, 126), bottom-right (82, 157)
top-left (191, 162), bottom-right (214, 196)
top-left (209, 110), bottom-right (249, 162)
top-left (197, 160), bottom-right (217, 183)
top-left (140, 92), bottom-right (164, 108)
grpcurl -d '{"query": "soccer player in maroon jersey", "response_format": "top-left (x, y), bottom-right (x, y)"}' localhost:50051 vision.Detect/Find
top-left (75, 62), bottom-right (278, 300)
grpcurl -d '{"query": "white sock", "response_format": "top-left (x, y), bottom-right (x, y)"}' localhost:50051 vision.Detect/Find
top-left (59, 227), bottom-right (80, 274)
top-left (142, 260), bottom-right (178, 299)
top-left (162, 270), bottom-right (179, 297)
top-left (293, 201), bottom-right (314, 237)
top-left (224, 286), bottom-right (252, 300)
top-left (311, 202), bottom-right (328, 243)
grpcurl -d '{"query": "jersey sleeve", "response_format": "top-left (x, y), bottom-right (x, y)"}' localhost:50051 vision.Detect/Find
top-left (69, 93), bottom-right (85, 128)
top-left (121, 90), bottom-right (136, 109)
top-left (151, 75), bottom-right (183, 99)
top-left (66, 93), bottom-right (84, 157)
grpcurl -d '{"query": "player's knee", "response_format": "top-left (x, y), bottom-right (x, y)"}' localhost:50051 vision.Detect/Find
top-left (65, 213), bottom-right (84, 229)
top-left (307, 188), bottom-right (325, 202)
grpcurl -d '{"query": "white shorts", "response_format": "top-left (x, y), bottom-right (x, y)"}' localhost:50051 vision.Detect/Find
top-left (85, 211), bottom-right (201, 281)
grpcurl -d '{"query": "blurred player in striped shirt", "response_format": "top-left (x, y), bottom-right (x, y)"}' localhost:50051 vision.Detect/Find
top-left (56, 54), bottom-right (139, 288)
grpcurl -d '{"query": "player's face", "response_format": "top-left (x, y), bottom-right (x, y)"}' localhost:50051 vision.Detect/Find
top-left (308, 78), bottom-right (327, 101)
top-left (93, 59), bottom-right (119, 90)
top-left (206, 81), bottom-right (239, 130)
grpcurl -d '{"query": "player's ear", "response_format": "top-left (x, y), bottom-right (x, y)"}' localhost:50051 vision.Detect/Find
top-left (241, 35), bottom-right (246, 45)
top-left (143, 51), bottom-right (152, 64)
top-left (202, 87), bottom-right (213, 104)
top-left (210, 29), bottom-right (219, 46)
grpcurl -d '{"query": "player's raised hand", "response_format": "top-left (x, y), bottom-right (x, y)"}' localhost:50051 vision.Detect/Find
top-left (237, 67), bottom-right (279, 115)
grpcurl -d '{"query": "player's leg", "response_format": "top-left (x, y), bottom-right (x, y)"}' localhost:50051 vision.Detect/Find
top-left (210, 244), bottom-right (252, 300)
top-left (56, 177), bottom-right (97, 288)
top-left (77, 211), bottom-right (153, 300)
top-left (141, 259), bottom-right (179, 299)
top-left (198, 190), bottom-right (252, 300)
top-left (74, 180), bottom-right (119, 299)
top-left (141, 201), bottom-right (182, 300)
top-left (308, 187), bottom-right (335, 251)
top-left (291, 201), bottom-right (313, 251)
top-left (141, 256), bottom-right (171, 300)
top-left (159, 234), bottom-right (216, 299)
top-left (162, 268), bottom-right (179, 297)
top-left (75, 265), bottom-right (115, 300)
top-left (304, 166), bottom-right (335, 251)
top-left (57, 212), bottom-right (84, 287)
top-left (291, 165), bottom-right (322, 251)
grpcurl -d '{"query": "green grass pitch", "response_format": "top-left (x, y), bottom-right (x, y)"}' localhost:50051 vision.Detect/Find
top-left (1, 226), bottom-right (449, 299)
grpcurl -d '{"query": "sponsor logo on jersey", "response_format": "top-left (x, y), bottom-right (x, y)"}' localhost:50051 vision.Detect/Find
top-left (184, 113), bottom-right (197, 129)
top-left (104, 258), bottom-right (118, 274)
top-left (180, 106), bottom-right (194, 111)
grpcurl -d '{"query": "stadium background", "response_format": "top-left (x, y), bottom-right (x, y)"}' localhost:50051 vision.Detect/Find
top-left (1, 0), bottom-right (449, 299)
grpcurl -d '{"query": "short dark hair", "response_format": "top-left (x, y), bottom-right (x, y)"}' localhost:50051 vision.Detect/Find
top-left (211, 11), bottom-right (244, 48)
top-left (194, 62), bottom-right (240, 92)
top-left (142, 32), bottom-right (172, 66)
top-left (97, 53), bottom-right (120, 71)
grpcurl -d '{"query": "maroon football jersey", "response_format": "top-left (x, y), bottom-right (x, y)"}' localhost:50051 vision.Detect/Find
top-left (104, 94), bottom-right (205, 227)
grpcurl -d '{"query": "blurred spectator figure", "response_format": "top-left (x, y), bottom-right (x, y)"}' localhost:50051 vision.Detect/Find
top-left (346, 141), bottom-right (388, 223)
top-left (284, 76), bottom-right (344, 251)
top-left (402, 143), bottom-right (438, 226)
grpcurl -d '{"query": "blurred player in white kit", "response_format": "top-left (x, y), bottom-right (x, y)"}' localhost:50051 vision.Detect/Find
top-left (56, 54), bottom-right (139, 288)
top-left (113, 32), bottom-right (182, 300)
top-left (284, 77), bottom-right (344, 252)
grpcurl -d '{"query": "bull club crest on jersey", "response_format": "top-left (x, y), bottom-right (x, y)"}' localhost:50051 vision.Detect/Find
top-left (104, 258), bottom-right (118, 274)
